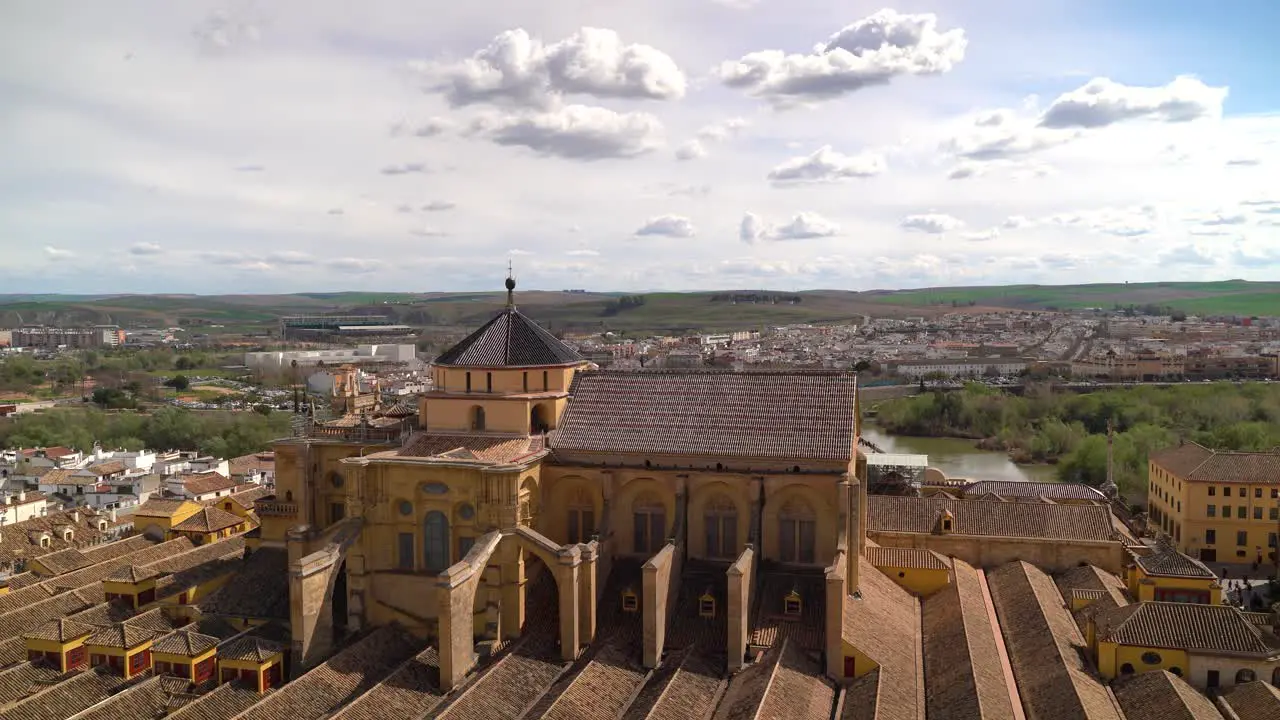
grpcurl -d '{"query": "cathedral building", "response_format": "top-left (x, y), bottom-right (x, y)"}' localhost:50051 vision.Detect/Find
top-left (245, 280), bottom-right (1280, 719)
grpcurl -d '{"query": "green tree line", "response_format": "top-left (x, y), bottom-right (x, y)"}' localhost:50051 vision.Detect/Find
top-left (876, 382), bottom-right (1280, 498)
top-left (0, 407), bottom-right (292, 460)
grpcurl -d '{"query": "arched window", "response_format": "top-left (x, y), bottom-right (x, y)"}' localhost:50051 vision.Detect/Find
top-left (1120, 663), bottom-right (1134, 675)
top-left (486, 372), bottom-right (492, 393)
top-left (704, 494), bottom-right (738, 559)
top-left (531, 404), bottom-right (549, 434)
top-left (523, 372), bottom-right (529, 392)
top-left (633, 492), bottom-right (666, 554)
top-left (778, 497), bottom-right (817, 564)
top-left (423, 511), bottom-right (450, 573)
top-left (465, 372), bottom-right (471, 393)
top-left (470, 406), bottom-right (486, 431)
top-left (1236, 668), bottom-right (1256, 683)
top-left (543, 371), bottom-right (549, 391)
top-left (567, 488), bottom-right (595, 544)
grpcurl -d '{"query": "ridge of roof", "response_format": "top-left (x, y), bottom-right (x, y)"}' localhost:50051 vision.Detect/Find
top-left (433, 307), bottom-right (583, 368)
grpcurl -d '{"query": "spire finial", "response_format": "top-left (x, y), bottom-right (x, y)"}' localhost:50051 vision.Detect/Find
top-left (505, 261), bottom-right (516, 308)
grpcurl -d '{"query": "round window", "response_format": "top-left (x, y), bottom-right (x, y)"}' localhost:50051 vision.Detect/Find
top-left (398, 500), bottom-right (413, 517)
top-left (330, 472), bottom-right (344, 488)
top-left (1141, 651), bottom-right (1162, 665)
top-left (458, 503), bottom-right (476, 521)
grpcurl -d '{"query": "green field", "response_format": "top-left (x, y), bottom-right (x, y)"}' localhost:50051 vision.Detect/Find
top-left (2, 280), bottom-right (1276, 338)
top-left (866, 281), bottom-right (1280, 315)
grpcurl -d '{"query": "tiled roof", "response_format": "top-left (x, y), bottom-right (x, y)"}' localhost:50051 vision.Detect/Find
top-left (134, 498), bottom-right (192, 518)
top-left (87, 621), bottom-right (156, 649)
top-left (205, 485), bottom-right (271, 510)
top-left (712, 639), bottom-right (784, 720)
top-left (165, 681), bottom-right (266, 720)
top-left (552, 371), bottom-right (859, 461)
top-left (921, 559), bottom-right (1019, 720)
top-left (180, 472), bottom-right (238, 497)
top-left (963, 481), bottom-right (1106, 502)
top-left (0, 588), bottom-right (99, 641)
top-left (863, 546), bottom-right (951, 571)
top-left (329, 645), bottom-right (442, 720)
top-left (235, 624), bottom-right (424, 720)
top-left (1054, 565), bottom-right (1130, 609)
top-left (840, 667), bottom-right (882, 720)
top-left (1150, 442), bottom-right (1280, 483)
top-left (757, 637), bottom-right (837, 720)
top-left (23, 617), bottom-right (95, 642)
top-left (434, 306), bottom-right (584, 367)
top-left (379, 398), bottom-right (419, 418)
top-left (840, 558), bottom-right (923, 720)
top-left (105, 564), bottom-right (159, 583)
top-left (0, 666), bottom-right (147, 720)
top-left (87, 460), bottom-right (127, 476)
top-left (79, 535), bottom-right (156, 563)
top-left (38, 468), bottom-right (77, 485)
top-left (986, 561), bottom-right (1124, 720)
top-left (151, 629), bottom-right (220, 657)
top-left (31, 547), bottom-right (93, 575)
top-left (228, 452), bottom-right (275, 477)
top-left (0, 511), bottom-right (119, 566)
top-left (867, 496), bottom-right (1118, 542)
top-left (1219, 681), bottom-right (1280, 720)
top-left (0, 660), bottom-right (64, 707)
top-left (197, 547), bottom-right (289, 620)
top-left (64, 674), bottom-right (175, 720)
top-left (1113, 670), bottom-right (1224, 720)
top-left (172, 506), bottom-right (243, 533)
top-left (1132, 543), bottom-right (1216, 579)
top-left (1095, 602), bottom-right (1275, 655)
top-left (218, 634), bottom-right (286, 662)
top-left (396, 432), bottom-right (547, 464)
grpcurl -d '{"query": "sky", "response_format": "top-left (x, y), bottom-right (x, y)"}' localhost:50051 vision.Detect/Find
top-left (2, 1), bottom-right (1277, 295)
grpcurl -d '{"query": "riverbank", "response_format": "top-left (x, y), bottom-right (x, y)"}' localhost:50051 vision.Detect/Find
top-left (861, 425), bottom-right (1059, 484)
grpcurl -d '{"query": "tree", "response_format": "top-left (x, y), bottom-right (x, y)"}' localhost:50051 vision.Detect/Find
top-left (174, 356), bottom-right (196, 371)
top-left (166, 375), bottom-right (190, 392)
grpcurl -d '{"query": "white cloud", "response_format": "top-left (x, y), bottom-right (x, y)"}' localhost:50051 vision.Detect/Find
top-left (418, 27), bottom-right (686, 109)
top-left (1159, 244), bottom-right (1216, 266)
top-left (1190, 210), bottom-right (1248, 226)
top-left (719, 10), bottom-right (966, 107)
top-left (567, 248), bottom-right (600, 256)
top-left (767, 145), bottom-right (886, 184)
top-left (380, 162), bottom-right (429, 175)
top-left (635, 215), bottom-right (696, 238)
top-left (470, 105), bottom-right (664, 160)
top-left (327, 257), bottom-right (384, 273)
top-left (128, 242), bottom-right (163, 255)
top-left (741, 212), bottom-right (839, 243)
top-left (422, 200), bottom-right (457, 212)
top-left (1226, 156), bottom-right (1261, 167)
top-left (264, 251), bottom-right (315, 265)
top-left (961, 228), bottom-right (1000, 242)
top-left (675, 140), bottom-right (707, 161)
top-left (1039, 76), bottom-right (1228, 129)
top-left (947, 163), bottom-right (983, 180)
top-left (901, 213), bottom-right (964, 234)
top-left (44, 246), bottom-right (74, 259)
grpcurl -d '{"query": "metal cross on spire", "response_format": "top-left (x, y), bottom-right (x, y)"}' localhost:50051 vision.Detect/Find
top-left (505, 260), bottom-right (517, 308)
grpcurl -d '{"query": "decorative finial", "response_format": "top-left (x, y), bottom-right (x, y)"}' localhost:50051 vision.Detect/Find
top-left (505, 261), bottom-right (516, 307)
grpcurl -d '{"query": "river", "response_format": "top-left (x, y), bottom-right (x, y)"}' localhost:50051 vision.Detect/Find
top-left (861, 424), bottom-right (1060, 484)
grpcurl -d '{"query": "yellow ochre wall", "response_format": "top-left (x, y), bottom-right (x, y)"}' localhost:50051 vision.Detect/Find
top-left (135, 501), bottom-right (204, 536)
top-left (221, 653), bottom-right (286, 693)
top-left (1127, 568), bottom-right (1223, 605)
top-left (87, 640), bottom-right (155, 679)
top-left (871, 564), bottom-right (951, 597)
top-left (1148, 459), bottom-right (1280, 563)
top-left (1097, 641), bottom-right (1190, 680)
top-left (154, 647), bottom-right (216, 683)
top-left (432, 366), bottom-right (579, 395)
top-left (26, 636), bottom-right (89, 672)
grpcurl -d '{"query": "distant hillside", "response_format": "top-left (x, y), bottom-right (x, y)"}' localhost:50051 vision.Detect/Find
top-left (1, 281), bottom-right (1273, 337)
top-left (863, 281), bottom-right (1280, 316)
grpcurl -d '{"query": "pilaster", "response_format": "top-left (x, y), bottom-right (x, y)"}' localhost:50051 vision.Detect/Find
top-left (556, 547), bottom-right (581, 661)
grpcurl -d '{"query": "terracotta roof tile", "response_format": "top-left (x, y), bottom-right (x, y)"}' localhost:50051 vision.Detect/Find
top-left (63, 674), bottom-right (177, 720)
top-left (921, 559), bottom-right (1019, 720)
top-left (1095, 602), bottom-right (1274, 655)
top-left (197, 547), bottom-right (289, 620)
top-left (78, 535), bottom-right (157, 564)
top-left (218, 635), bottom-right (285, 663)
top-left (434, 307), bottom-right (583, 367)
top-left (105, 564), bottom-right (159, 583)
top-left (1132, 543), bottom-right (1217, 579)
top-left (864, 546), bottom-right (951, 571)
top-left (172, 506), bottom-right (243, 533)
top-left (1113, 670), bottom-right (1224, 720)
top-left (1151, 443), bottom-right (1280, 483)
top-left (329, 646), bottom-right (442, 720)
top-left (134, 498), bottom-right (193, 518)
top-left (840, 559), bottom-right (923, 720)
top-left (621, 647), bottom-right (723, 720)
top-left (396, 432), bottom-right (546, 464)
top-left (151, 629), bottom-right (220, 657)
top-left (235, 624), bottom-right (423, 720)
top-left (31, 547), bottom-right (94, 575)
top-left (757, 638), bottom-right (837, 720)
top-left (711, 639), bottom-right (785, 720)
top-left (1, 666), bottom-right (149, 720)
top-left (964, 481), bottom-right (1106, 502)
top-left (986, 561), bottom-right (1125, 720)
top-left (553, 371), bottom-right (859, 462)
top-left (86, 460), bottom-right (127, 476)
top-left (87, 621), bottom-right (156, 649)
top-left (0, 660), bottom-right (65, 707)
top-left (1218, 680), bottom-right (1280, 720)
top-left (228, 452), bottom-right (275, 477)
top-left (0, 510), bottom-right (122, 567)
top-left (23, 617), bottom-right (95, 642)
top-left (0, 588), bottom-right (99, 641)
top-left (165, 681), bottom-right (266, 720)
top-left (868, 496), bottom-right (1118, 542)
top-left (179, 472), bottom-right (239, 497)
